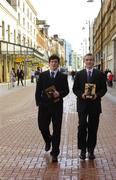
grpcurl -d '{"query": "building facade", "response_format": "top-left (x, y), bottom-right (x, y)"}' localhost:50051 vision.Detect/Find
top-left (64, 41), bottom-right (72, 71)
top-left (0, 0), bottom-right (68, 83)
top-left (0, 0), bottom-right (47, 82)
top-left (93, 0), bottom-right (116, 79)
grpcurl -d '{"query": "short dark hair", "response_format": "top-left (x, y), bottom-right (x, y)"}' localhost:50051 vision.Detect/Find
top-left (84, 53), bottom-right (94, 60)
top-left (49, 54), bottom-right (60, 63)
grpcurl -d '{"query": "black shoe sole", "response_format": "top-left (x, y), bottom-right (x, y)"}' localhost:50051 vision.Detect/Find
top-left (52, 156), bottom-right (58, 162)
top-left (88, 153), bottom-right (95, 160)
top-left (88, 156), bottom-right (95, 160)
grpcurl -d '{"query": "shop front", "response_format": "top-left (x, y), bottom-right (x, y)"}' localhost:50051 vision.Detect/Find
top-left (0, 41), bottom-right (47, 83)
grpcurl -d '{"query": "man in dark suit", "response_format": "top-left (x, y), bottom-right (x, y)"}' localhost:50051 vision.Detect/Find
top-left (73, 53), bottom-right (107, 160)
top-left (35, 54), bottom-right (69, 162)
top-left (17, 68), bottom-right (24, 86)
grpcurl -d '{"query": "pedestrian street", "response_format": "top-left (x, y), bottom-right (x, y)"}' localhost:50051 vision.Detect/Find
top-left (0, 77), bottom-right (116, 179)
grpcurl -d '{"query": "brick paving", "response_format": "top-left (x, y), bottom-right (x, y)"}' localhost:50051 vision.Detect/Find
top-left (0, 78), bottom-right (116, 180)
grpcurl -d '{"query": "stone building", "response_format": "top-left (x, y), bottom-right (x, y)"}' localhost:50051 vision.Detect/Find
top-left (93, 0), bottom-right (116, 79)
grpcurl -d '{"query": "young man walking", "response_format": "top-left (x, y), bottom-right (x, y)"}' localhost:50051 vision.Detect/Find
top-left (73, 53), bottom-right (107, 160)
top-left (35, 54), bottom-right (69, 162)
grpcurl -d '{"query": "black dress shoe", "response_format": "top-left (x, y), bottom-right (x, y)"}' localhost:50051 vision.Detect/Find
top-left (45, 143), bottom-right (51, 151)
top-left (52, 155), bottom-right (58, 162)
top-left (88, 152), bottom-right (95, 160)
top-left (79, 151), bottom-right (86, 160)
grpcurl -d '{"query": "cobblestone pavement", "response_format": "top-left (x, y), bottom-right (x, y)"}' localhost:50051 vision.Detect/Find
top-left (0, 78), bottom-right (116, 180)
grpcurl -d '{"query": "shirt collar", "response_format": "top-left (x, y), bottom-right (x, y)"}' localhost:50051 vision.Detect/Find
top-left (86, 68), bottom-right (93, 74)
top-left (49, 69), bottom-right (59, 77)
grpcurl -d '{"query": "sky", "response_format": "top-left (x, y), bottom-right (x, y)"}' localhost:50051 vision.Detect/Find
top-left (32, 0), bottom-right (101, 52)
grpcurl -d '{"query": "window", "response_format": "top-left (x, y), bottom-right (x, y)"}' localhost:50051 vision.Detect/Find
top-left (18, 13), bottom-right (20, 24)
top-left (34, 29), bottom-right (35, 36)
top-left (17, 33), bottom-right (21, 44)
top-left (30, 12), bottom-right (32, 21)
top-left (7, 25), bottom-right (10, 42)
top-left (27, 22), bottom-right (29, 31)
top-left (14, 29), bottom-right (16, 43)
top-left (30, 25), bottom-right (32, 34)
top-left (33, 17), bottom-right (35, 24)
top-left (23, 35), bottom-right (26, 45)
top-left (18, 0), bottom-right (20, 7)
top-left (2, 21), bottom-right (5, 40)
top-left (27, 8), bottom-right (29, 18)
top-left (23, 18), bottom-right (25, 27)
top-left (27, 37), bottom-right (29, 46)
top-left (23, 2), bottom-right (25, 12)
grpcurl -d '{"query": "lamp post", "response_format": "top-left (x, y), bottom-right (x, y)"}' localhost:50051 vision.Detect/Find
top-left (87, 0), bottom-right (103, 71)
top-left (82, 20), bottom-right (91, 53)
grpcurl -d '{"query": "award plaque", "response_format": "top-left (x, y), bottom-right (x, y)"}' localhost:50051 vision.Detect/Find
top-left (84, 83), bottom-right (96, 99)
top-left (45, 85), bottom-right (60, 102)
top-left (45, 85), bottom-right (56, 98)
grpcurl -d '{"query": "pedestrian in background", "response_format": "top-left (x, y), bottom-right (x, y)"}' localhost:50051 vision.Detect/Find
top-left (35, 67), bottom-right (41, 83)
top-left (107, 70), bottom-right (113, 87)
top-left (31, 70), bottom-right (35, 83)
top-left (35, 54), bottom-right (69, 162)
top-left (73, 53), bottom-right (107, 160)
top-left (17, 68), bottom-right (24, 86)
top-left (10, 67), bottom-right (16, 87)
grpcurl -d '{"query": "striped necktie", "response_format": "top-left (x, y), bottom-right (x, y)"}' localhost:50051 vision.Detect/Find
top-left (87, 71), bottom-right (91, 83)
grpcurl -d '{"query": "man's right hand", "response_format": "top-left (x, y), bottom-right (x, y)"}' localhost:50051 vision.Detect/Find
top-left (82, 93), bottom-right (86, 99)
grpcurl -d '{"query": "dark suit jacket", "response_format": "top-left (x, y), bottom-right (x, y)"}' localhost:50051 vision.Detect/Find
top-left (73, 69), bottom-right (107, 113)
top-left (35, 70), bottom-right (69, 107)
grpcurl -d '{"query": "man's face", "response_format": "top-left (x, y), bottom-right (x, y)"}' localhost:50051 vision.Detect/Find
top-left (49, 59), bottom-right (59, 71)
top-left (84, 55), bottom-right (94, 69)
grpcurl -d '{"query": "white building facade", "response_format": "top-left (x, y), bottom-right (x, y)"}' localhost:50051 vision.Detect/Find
top-left (0, 0), bottom-right (40, 82)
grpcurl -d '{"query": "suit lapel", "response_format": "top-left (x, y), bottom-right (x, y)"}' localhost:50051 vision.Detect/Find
top-left (83, 69), bottom-right (88, 82)
top-left (46, 70), bottom-right (52, 84)
top-left (91, 69), bottom-right (96, 82)
top-left (53, 70), bottom-right (60, 82)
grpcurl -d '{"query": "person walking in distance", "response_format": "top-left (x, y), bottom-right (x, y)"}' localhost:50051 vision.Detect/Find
top-left (10, 67), bottom-right (16, 87)
top-left (73, 53), bottom-right (107, 160)
top-left (107, 70), bottom-right (113, 87)
top-left (35, 67), bottom-right (41, 83)
top-left (17, 68), bottom-right (24, 86)
top-left (35, 54), bottom-right (69, 162)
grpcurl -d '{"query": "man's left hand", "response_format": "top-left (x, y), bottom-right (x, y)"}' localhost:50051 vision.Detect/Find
top-left (92, 94), bottom-right (97, 100)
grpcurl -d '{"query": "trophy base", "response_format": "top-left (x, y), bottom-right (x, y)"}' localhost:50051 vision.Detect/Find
top-left (85, 95), bottom-right (94, 99)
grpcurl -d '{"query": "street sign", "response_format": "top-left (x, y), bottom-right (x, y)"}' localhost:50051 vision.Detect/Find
top-left (25, 59), bottom-right (32, 62)
top-left (15, 57), bottom-right (24, 63)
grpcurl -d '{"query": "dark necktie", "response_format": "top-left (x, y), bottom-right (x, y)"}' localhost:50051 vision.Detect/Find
top-left (87, 71), bottom-right (91, 83)
top-left (51, 71), bottom-right (54, 78)
top-left (51, 71), bottom-right (55, 80)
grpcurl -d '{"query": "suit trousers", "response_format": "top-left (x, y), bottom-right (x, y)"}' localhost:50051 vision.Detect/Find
top-left (78, 112), bottom-right (100, 152)
top-left (38, 103), bottom-right (63, 156)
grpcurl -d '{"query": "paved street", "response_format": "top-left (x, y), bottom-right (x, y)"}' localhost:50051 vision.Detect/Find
top-left (0, 77), bottom-right (116, 180)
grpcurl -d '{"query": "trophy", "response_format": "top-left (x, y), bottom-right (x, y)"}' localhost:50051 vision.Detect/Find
top-left (45, 85), bottom-right (60, 103)
top-left (84, 83), bottom-right (96, 99)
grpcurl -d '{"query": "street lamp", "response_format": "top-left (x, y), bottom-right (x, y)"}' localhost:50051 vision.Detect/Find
top-left (86, 0), bottom-right (103, 71)
top-left (82, 20), bottom-right (91, 53)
